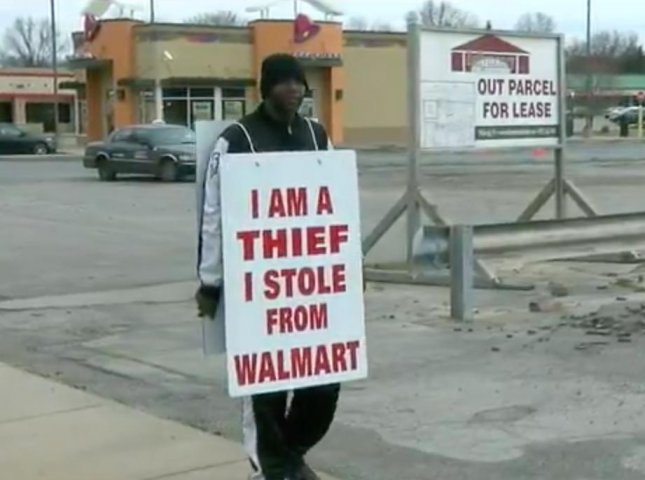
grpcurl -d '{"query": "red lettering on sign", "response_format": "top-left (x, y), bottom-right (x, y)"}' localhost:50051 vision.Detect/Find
top-left (268, 187), bottom-right (308, 218)
top-left (266, 303), bottom-right (329, 335)
top-left (262, 229), bottom-right (288, 259)
top-left (316, 186), bottom-right (334, 215)
top-left (250, 189), bottom-right (259, 219)
top-left (314, 344), bottom-right (332, 375)
top-left (307, 226), bottom-right (326, 255)
top-left (258, 352), bottom-right (276, 383)
top-left (347, 340), bottom-right (360, 370)
top-left (244, 272), bottom-right (253, 302)
top-left (291, 346), bottom-right (313, 378)
top-left (233, 340), bottom-right (362, 387)
top-left (262, 264), bottom-right (347, 300)
top-left (237, 230), bottom-right (260, 261)
top-left (331, 342), bottom-right (347, 373)
top-left (236, 225), bottom-right (350, 261)
top-left (234, 353), bottom-right (257, 386)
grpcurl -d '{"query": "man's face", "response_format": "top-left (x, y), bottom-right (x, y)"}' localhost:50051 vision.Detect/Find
top-left (269, 78), bottom-right (306, 114)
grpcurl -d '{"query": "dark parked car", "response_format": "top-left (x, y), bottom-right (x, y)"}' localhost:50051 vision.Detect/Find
top-left (0, 123), bottom-right (56, 155)
top-left (83, 124), bottom-right (197, 182)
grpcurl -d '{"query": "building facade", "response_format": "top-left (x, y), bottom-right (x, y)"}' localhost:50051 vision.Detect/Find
top-left (0, 68), bottom-right (80, 135)
top-left (68, 18), bottom-right (408, 146)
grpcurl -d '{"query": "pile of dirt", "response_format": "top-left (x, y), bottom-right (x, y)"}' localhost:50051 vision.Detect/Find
top-left (564, 302), bottom-right (645, 345)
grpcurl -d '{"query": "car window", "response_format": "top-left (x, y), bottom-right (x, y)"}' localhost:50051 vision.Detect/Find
top-left (137, 127), bottom-right (196, 146)
top-left (110, 129), bottom-right (133, 143)
top-left (0, 125), bottom-right (23, 137)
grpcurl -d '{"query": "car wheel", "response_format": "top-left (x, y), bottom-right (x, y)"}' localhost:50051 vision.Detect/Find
top-left (97, 157), bottom-right (116, 182)
top-left (33, 143), bottom-right (48, 155)
top-left (159, 158), bottom-right (178, 182)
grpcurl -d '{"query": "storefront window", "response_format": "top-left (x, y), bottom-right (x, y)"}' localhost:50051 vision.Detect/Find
top-left (163, 99), bottom-right (188, 126)
top-left (142, 86), bottom-right (249, 126)
top-left (163, 87), bottom-right (188, 97)
top-left (190, 100), bottom-right (214, 126)
top-left (25, 102), bottom-right (73, 132)
top-left (160, 87), bottom-right (218, 127)
top-left (222, 88), bottom-right (246, 120)
top-left (190, 87), bottom-right (214, 97)
top-left (222, 100), bottom-right (244, 120)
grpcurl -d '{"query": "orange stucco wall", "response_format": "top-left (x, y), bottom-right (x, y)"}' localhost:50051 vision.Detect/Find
top-left (79, 19), bottom-right (346, 143)
top-left (250, 21), bottom-right (344, 143)
top-left (83, 20), bottom-right (138, 139)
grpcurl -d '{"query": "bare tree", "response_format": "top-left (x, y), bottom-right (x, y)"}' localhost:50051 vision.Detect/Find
top-left (1, 17), bottom-right (67, 67)
top-left (372, 22), bottom-right (394, 32)
top-left (185, 11), bottom-right (246, 26)
top-left (418, 0), bottom-right (479, 28)
top-left (566, 30), bottom-right (640, 61)
top-left (345, 17), bottom-right (394, 32)
top-left (515, 12), bottom-right (556, 33)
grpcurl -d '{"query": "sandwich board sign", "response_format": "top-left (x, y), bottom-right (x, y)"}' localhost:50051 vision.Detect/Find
top-left (218, 150), bottom-right (368, 397)
top-left (195, 120), bottom-right (232, 356)
top-left (418, 29), bottom-right (563, 150)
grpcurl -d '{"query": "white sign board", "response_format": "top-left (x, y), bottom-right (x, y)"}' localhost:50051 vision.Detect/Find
top-left (219, 150), bottom-right (368, 397)
top-left (419, 30), bottom-right (561, 149)
top-left (195, 120), bottom-right (232, 356)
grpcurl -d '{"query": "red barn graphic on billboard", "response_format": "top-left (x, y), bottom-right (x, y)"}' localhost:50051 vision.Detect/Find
top-left (451, 34), bottom-right (530, 75)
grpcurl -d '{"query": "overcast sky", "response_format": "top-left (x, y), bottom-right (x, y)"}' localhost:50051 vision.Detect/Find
top-left (0, 0), bottom-right (641, 42)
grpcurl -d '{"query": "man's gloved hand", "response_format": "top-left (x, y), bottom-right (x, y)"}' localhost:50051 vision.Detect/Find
top-left (195, 285), bottom-right (221, 319)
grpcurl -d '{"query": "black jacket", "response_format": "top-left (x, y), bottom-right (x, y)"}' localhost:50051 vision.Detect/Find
top-left (219, 103), bottom-right (330, 154)
top-left (197, 104), bottom-right (331, 291)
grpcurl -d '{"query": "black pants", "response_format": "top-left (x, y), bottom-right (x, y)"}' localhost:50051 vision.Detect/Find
top-left (243, 383), bottom-right (340, 480)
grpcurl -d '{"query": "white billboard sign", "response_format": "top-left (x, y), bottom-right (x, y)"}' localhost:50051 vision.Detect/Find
top-left (419, 30), bottom-right (562, 149)
top-left (219, 150), bottom-right (368, 397)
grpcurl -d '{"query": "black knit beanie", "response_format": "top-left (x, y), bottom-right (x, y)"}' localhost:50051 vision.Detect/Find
top-left (260, 53), bottom-right (309, 99)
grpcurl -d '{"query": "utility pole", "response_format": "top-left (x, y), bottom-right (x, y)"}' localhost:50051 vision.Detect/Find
top-left (50, 0), bottom-right (60, 145)
top-left (585, 0), bottom-right (592, 136)
top-left (151, 0), bottom-right (163, 122)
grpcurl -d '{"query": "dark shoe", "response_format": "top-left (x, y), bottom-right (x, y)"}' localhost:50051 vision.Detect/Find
top-left (289, 460), bottom-right (321, 480)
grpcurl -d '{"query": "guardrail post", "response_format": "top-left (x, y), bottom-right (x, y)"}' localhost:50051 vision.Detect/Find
top-left (450, 225), bottom-right (474, 322)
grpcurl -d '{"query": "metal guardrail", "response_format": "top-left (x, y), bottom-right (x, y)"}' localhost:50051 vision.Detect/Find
top-left (412, 212), bottom-right (645, 322)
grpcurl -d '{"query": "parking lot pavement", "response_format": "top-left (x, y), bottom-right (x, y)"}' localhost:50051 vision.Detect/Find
top-left (4, 153), bottom-right (645, 479)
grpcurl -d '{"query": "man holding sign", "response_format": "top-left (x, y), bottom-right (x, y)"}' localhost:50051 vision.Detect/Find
top-left (196, 54), bottom-right (367, 480)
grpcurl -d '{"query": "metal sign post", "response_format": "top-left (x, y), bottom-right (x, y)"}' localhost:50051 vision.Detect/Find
top-left (518, 34), bottom-right (597, 221)
top-left (361, 14), bottom-right (450, 265)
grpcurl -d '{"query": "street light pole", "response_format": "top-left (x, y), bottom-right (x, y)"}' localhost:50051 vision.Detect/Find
top-left (585, 0), bottom-right (592, 136)
top-left (151, 0), bottom-right (163, 122)
top-left (50, 0), bottom-right (60, 145)
top-left (586, 0), bottom-right (591, 57)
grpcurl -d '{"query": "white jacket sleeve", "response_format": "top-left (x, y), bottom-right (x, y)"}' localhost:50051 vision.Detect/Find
top-left (197, 137), bottom-right (230, 287)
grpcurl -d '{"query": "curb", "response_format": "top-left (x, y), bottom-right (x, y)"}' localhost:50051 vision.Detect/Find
top-left (0, 154), bottom-right (80, 162)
